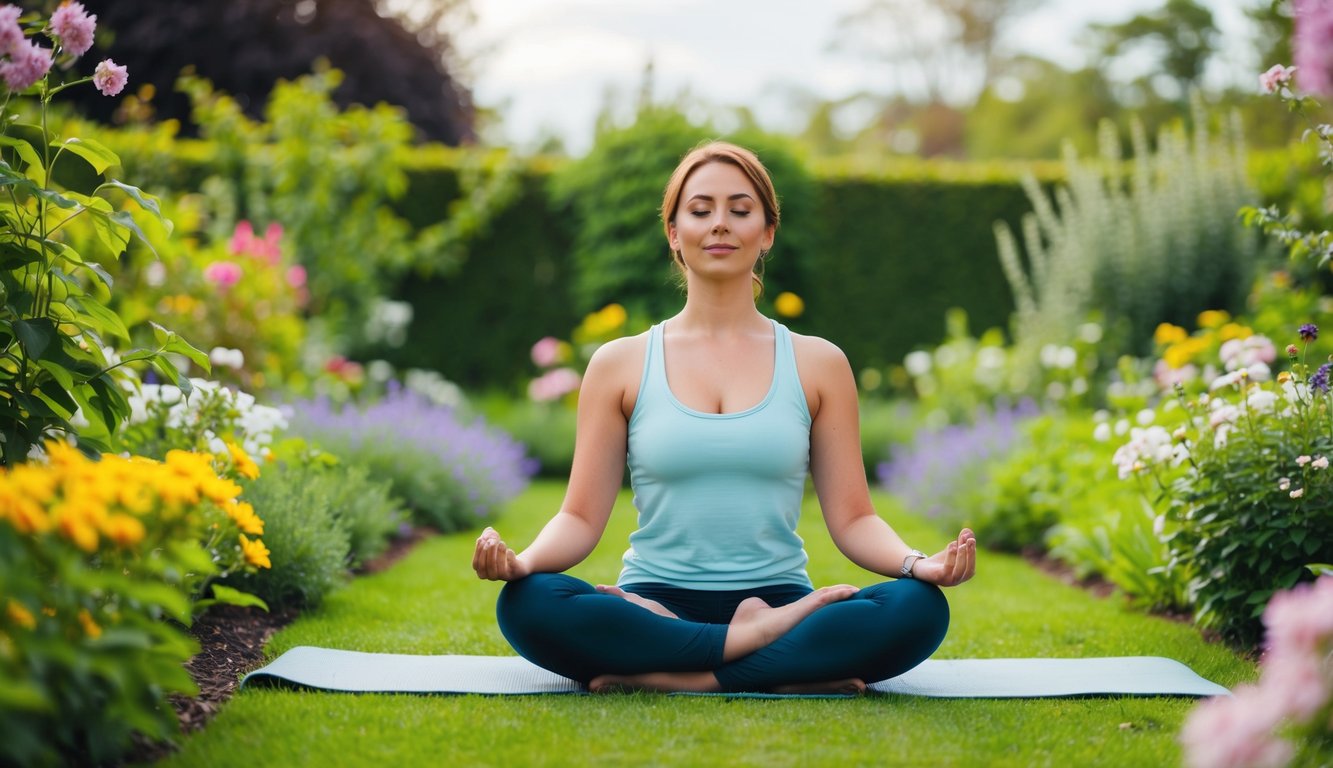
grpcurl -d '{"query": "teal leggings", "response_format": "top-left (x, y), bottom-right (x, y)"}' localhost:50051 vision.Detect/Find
top-left (496, 573), bottom-right (949, 691)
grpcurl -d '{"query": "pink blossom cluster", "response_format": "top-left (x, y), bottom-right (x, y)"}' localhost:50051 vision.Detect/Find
top-left (0, 5), bottom-right (51, 92)
top-left (92, 58), bottom-right (125, 97)
top-left (229, 221), bottom-right (285, 266)
top-left (528, 368), bottom-right (581, 403)
top-left (530, 336), bottom-right (562, 368)
top-left (1294, 0), bottom-right (1333, 96)
top-left (1180, 576), bottom-right (1333, 768)
top-left (202, 260), bottom-right (243, 290)
top-left (49, 1), bottom-right (95, 57)
top-left (1260, 65), bottom-right (1297, 94)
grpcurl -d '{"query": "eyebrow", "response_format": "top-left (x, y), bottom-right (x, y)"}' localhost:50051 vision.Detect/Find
top-left (686, 193), bottom-right (755, 203)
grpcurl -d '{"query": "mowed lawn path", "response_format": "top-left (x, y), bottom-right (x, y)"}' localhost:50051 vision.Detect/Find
top-left (154, 481), bottom-right (1255, 768)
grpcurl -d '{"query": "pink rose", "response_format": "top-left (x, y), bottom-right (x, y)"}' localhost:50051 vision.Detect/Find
top-left (0, 39), bottom-right (52, 92)
top-left (530, 336), bottom-right (561, 368)
top-left (1259, 64), bottom-right (1297, 93)
top-left (92, 58), bottom-right (126, 96)
top-left (527, 368), bottom-right (581, 402)
top-left (49, 1), bottom-right (95, 58)
top-left (203, 260), bottom-right (243, 289)
top-left (1294, 0), bottom-right (1333, 96)
top-left (0, 5), bottom-right (23, 58)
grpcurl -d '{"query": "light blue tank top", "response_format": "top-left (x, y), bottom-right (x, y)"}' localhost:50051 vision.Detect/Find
top-left (618, 318), bottom-right (814, 590)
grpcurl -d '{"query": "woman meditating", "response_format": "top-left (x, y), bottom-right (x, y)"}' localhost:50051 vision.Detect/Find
top-left (472, 141), bottom-right (976, 694)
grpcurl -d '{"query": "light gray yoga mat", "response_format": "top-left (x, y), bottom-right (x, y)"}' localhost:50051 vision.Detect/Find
top-left (240, 646), bottom-right (1231, 698)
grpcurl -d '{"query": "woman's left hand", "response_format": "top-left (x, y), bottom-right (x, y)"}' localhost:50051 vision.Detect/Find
top-left (910, 528), bottom-right (977, 587)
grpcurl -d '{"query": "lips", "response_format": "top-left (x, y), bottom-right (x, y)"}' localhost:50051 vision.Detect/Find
top-left (703, 244), bottom-right (737, 254)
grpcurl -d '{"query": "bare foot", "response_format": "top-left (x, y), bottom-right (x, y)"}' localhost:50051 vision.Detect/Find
top-left (594, 584), bottom-right (679, 619)
top-left (723, 584), bottom-right (859, 662)
top-left (772, 678), bottom-right (867, 696)
top-left (588, 670), bottom-right (721, 693)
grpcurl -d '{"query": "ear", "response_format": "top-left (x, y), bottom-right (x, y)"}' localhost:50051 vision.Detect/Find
top-left (761, 223), bottom-right (775, 251)
top-left (667, 222), bottom-right (679, 251)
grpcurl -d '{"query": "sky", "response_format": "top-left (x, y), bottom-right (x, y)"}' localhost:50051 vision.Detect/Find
top-left (458, 0), bottom-right (1261, 154)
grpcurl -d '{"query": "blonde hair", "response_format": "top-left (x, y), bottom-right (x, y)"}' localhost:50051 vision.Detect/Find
top-left (660, 141), bottom-right (780, 297)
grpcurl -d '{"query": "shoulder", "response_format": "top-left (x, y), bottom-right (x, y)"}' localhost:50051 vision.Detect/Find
top-left (583, 330), bottom-right (651, 416)
top-left (789, 331), bottom-right (852, 374)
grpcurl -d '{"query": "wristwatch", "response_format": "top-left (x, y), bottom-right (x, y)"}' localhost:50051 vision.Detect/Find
top-left (900, 549), bottom-right (927, 578)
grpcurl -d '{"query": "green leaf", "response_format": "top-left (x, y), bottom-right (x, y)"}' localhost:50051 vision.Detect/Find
top-left (53, 136), bottom-right (120, 175)
top-left (0, 134), bottom-right (46, 186)
top-left (12, 318), bottom-right (55, 359)
top-left (205, 584), bottom-right (269, 612)
top-left (82, 261), bottom-right (114, 291)
top-left (149, 322), bottom-right (209, 371)
top-left (1305, 563), bottom-right (1333, 577)
top-left (70, 295), bottom-right (130, 342)
top-left (87, 373), bottom-right (129, 429)
top-left (106, 210), bottom-right (156, 256)
top-left (90, 208), bottom-right (132, 256)
top-left (100, 179), bottom-right (170, 228)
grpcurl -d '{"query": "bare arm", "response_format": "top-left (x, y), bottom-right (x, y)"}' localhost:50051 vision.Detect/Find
top-left (801, 337), bottom-right (976, 586)
top-left (473, 337), bottom-right (638, 581)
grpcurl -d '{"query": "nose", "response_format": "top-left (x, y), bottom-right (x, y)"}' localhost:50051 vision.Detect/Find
top-left (711, 214), bottom-right (728, 233)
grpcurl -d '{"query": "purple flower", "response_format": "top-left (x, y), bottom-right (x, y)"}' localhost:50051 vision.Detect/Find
top-left (0, 38), bottom-right (51, 92)
top-left (1294, 0), bottom-right (1333, 96)
top-left (0, 5), bottom-right (23, 58)
top-left (49, 1), bottom-right (95, 58)
top-left (1299, 323), bottom-right (1318, 342)
top-left (92, 58), bottom-right (126, 97)
top-left (1308, 362), bottom-right (1332, 393)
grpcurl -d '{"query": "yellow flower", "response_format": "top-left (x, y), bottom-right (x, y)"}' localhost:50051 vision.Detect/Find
top-left (226, 500), bottom-right (264, 536)
top-left (1279, 371), bottom-right (1292, 384)
top-left (6, 464), bottom-right (57, 504)
top-left (579, 304), bottom-right (628, 338)
top-left (1197, 310), bottom-right (1231, 329)
top-left (239, 534), bottom-right (271, 569)
top-left (6, 600), bottom-right (35, 630)
top-left (1153, 323), bottom-right (1188, 346)
top-left (1218, 322), bottom-right (1253, 342)
top-left (774, 292), bottom-right (805, 318)
top-left (102, 514), bottom-right (146, 548)
top-left (77, 609), bottom-right (102, 639)
top-left (54, 498), bottom-right (105, 552)
top-left (225, 441), bottom-right (260, 481)
top-left (0, 486), bottom-right (51, 534)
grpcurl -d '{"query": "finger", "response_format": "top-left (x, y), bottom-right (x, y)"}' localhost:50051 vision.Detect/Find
top-left (964, 539), bottom-right (977, 582)
top-left (952, 541), bottom-right (968, 584)
top-left (471, 538), bottom-right (486, 575)
top-left (504, 548), bottom-right (520, 580)
top-left (487, 539), bottom-right (504, 578)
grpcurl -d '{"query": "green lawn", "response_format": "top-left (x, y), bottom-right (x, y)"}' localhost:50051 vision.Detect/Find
top-left (152, 481), bottom-right (1255, 768)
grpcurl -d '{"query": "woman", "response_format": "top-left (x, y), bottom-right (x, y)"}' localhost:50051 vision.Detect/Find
top-left (472, 141), bottom-right (976, 694)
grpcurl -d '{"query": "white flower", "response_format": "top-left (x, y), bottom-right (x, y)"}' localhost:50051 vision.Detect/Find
top-left (209, 346), bottom-right (245, 370)
top-left (1246, 388), bottom-right (1278, 413)
top-left (976, 347), bottom-right (1005, 370)
top-left (1114, 418), bottom-right (1130, 436)
top-left (1290, 488), bottom-right (1305, 499)
top-left (904, 350), bottom-right (932, 377)
top-left (1314, 456), bottom-right (1329, 470)
top-left (1077, 322), bottom-right (1103, 344)
top-left (1093, 422), bottom-right (1112, 442)
top-left (1040, 344), bottom-right (1077, 369)
top-left (1152, 514), bottom-right (1166, 537)
top-left (1172, 427), bottom-right (1188, 441)
top-left (1296, 455), bottom-right (1312, 466)
top-left (1136, 409), bottom-right (1156, 426)
top-left (1209, 405), bottom-right (1239, 430)
top-left (1214, 424), bottom-right (1231, 448)
top-left (1209, 370), bottom-right (1244, 390)
top-left (1093, 409), bottom-right (1110, 424)
top-left (1279, 477), bottom-right (1291, 491)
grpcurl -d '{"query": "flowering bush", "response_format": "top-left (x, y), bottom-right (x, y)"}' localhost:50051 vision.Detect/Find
top-left (286, 383), bottom-right (536, 531)
top-left (1113, 316), bottom-right (1333, 647)
top-left (115, 377), bottom-right (288, 462)
top-left (0, 3), bottom-right (205, 463)
top-left (526, 302), bottom-right (636, 404)
top-left (0, 440), bottom-right (269, 766)
top-left (1180, 576), bottom-right (1333, 768)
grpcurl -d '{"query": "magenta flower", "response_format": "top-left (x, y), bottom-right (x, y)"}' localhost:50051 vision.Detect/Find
top-left (0, 5), bottom-right (23, 58)
top-left (1294, 0), bottom-right (1333, 96)
top-left (285, 264), bottom-right (307, 289)
top-left (92, 57), bottom-right (126, 96)
top-left (202, 260), bottom-right (243, 289)
top-left (49, 1), bottom-right (95, 58)
top-left (1259, 64), bottom-right (1296, 93)
top-left (0, 39), bottom-right (52, 92)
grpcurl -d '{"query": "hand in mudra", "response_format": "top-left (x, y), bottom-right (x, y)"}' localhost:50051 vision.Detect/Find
top-left (472, 527), bottom-right (531, 582)
top-left (910, 528), bottom-right (977, 587)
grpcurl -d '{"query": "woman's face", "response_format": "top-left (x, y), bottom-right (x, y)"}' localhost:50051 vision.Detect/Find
top-left (668, 161), bottom-right (775, 284)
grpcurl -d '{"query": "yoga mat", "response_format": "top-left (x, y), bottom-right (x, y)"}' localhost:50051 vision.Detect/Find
top-left (241, 646), bottom-right (1231, 698)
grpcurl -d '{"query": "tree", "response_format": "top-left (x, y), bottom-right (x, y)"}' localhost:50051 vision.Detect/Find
top-left (41, 0), bottom-right (475, 144)
top-left (1090, 0), bottom-right (1220, 102)
top-left (833, 0), bottom-right (1047, 107)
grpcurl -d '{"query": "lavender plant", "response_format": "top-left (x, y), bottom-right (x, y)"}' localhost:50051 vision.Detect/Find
top-left (286, 382), bottom-right (535, 532)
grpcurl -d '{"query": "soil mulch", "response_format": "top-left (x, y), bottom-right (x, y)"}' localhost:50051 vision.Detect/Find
top-left (126, 528), bottom-right (432, 764)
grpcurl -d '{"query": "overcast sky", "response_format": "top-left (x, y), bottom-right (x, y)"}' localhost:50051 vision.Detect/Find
top-left (459, 0), bottom-right (1260, 154)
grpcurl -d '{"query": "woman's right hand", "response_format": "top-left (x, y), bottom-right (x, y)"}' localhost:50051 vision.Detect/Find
top-left (472, 527), bottom-right (531, 582)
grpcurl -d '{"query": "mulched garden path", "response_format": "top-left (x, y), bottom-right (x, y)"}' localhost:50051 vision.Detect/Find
top-left (126, 528), bottom-right (432, 765)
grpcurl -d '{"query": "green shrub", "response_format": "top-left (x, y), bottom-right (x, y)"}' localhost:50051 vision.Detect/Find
top-left (481, 395), bottom-right (578, 480)
top-left (225, 461), bottom-right (351, 610)
top-left (326, 463), bottom-right (407, 569)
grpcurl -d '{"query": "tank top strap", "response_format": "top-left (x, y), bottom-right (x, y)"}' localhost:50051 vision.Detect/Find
top-left (771, 320), bottom-right (811, 423)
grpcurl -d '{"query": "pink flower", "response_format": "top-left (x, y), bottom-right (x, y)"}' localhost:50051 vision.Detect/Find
top-left (229, 220), bottom-right (284, 264)
top-left (92, 57), bottom-right (126, 96)
top-left (1295, 0), bottom-right (1333, 96)
top-left (0, 39), bottom-right (51, 92)
top-left (527, 367), bottom-right (581, 402)
top-left (49, 1), bottom-right (95, 58)
top-left (1180, 685), bottom-right (1294, 768)
top-left (530, 336), bottom-right (561, 368)
top-left (0, 5), bottom-right (23, 58)
top-left (285, 264), bottom-right (307, 289)
top-left (202, 260), bottom-right (243, 289)
top-left (229, 220), bottom-right (255, 254)
top-left (1263, 576), bottom-right (1333, 657)
top-left (1259, 64), bottom-right (1297, 93)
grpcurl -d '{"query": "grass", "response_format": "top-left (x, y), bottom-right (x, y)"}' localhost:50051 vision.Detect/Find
top-left (152, 481), bottom-right (1255, 767)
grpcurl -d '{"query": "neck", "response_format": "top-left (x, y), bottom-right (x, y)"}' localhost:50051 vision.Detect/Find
top-left (673, 277), bottom-right (768, 335)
